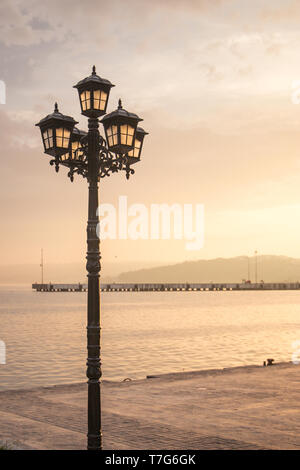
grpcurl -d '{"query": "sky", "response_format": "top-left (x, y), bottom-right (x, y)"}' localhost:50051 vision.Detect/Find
top-left (1, 0), bottom-right (300, 277)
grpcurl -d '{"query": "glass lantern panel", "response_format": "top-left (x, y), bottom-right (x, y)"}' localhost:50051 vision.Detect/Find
top-left (56, 128), bottom-right (71, 148)
top-left (72, 140), bottom-right (84, 160)
top-left (127, 127), bottom-right (134, 147)
top-left (120, 124), bottom-right (134, 146)
top-left (80, 91), bottom-right (91, 111)
top-left (128, 138), bottom-right (141, 158)
top-left (107, 126), bottom-right (112, 146)
top-left (43, 128), bottom-right (54, 150)
top-left (112, 125), bottom-right (118, 145)
top-left (72, 141), bottom-right (79, 155)
top-left (63, 129), bottom-right (70, 148)
top-left (43, 131), bottom-right (49, 149)
top-left (93, 90), bottom-right (108, 111)
top-left (107, 125), bottom-right (118, 147)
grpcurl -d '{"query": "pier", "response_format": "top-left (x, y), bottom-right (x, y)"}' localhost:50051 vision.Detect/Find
top-left (32, 282), bottom-right (300, 292)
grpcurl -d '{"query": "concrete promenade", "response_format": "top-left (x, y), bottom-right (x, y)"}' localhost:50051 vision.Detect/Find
top-left (0, 362), bottom-right (299, 450)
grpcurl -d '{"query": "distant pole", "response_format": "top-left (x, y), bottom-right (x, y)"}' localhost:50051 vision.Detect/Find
top-left (255, 250), bottom-right (258, 284)
top-left (40, 249), bottom-right (44, 285)
top-left (247, 256), bottom-right (250, 281)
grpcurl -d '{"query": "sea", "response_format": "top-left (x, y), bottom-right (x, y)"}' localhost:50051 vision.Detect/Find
top-left (0, 284), bottom-right (300, 391)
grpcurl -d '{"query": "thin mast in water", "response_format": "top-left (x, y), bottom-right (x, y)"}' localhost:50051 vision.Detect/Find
top-left (40, 249), bottom-right (44, 285)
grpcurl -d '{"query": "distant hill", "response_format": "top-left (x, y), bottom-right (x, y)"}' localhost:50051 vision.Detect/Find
top-left (118, 255), bottom-right (300, 283)
top-left (0, 260), bottom-right (163, 284)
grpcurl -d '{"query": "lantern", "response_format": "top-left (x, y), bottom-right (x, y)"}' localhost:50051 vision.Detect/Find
top-left (73, 66), bottom-right (115, 118)
top-left (101, 99), bottom-right (143, 154)
top-left (126, 127), bottom-right (148, 164)
top-left (35, 103), bottom-right (78, 157)
top-left (61, 128), bottom-right (87, 164)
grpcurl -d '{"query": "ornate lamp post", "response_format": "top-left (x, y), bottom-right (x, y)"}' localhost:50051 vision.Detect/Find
top-left (35, 66), bottom-right (148, 450)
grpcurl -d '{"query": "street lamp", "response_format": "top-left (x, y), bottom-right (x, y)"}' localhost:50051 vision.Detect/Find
top-left (61, 127), bottom-right (88, 162)
top-left (35, 66), bottom-right (148, 450)
top-left (126, 127), bottom-right (149, 165)
top-left (37, 102), bottom-right (78, 159)
top-left (73, 65), bottom-right (114, 118)
top-left (101, 98), bottom-right (142, 154)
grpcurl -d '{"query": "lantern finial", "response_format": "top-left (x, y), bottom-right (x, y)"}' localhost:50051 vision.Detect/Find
top-left (118, 99), bottom-right (122, 109)
top-left (54, 102), bottom-right (59, 113)
top-left (92, 65), bottom-right (96, 75)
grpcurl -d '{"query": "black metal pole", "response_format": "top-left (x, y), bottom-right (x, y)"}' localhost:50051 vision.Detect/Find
top-left (86, 117), bottom-right (102, 450)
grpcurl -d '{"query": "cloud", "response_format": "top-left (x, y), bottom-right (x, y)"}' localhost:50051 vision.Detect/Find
top-left (147, 0), bottom-right (230, 10)
top-left (0, 0), bottom-right (234, 48)
top-left (0, 108), bottom-right (36, 148)
top-left (261, 0), bottom-right (300, 23)
top-left (0, 0), bottom-right (61, 46)
top-left (237, 65), bottom-right (253, 76)
top-left (2, 0), bottom-right (300, 264)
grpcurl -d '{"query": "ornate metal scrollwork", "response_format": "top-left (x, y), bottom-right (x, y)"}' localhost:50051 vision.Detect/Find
top-left (50, 134), bottom-right (136, 182)
top-left (50, 157), bottom-right (60, 173)
top-left (86, 255), bottom-right (101, 274)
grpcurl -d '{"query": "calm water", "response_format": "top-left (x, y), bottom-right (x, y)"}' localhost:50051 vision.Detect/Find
top-left (0, 285), bottom-right (300, 391)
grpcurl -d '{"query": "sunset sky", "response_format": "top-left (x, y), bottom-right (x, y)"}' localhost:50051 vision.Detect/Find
top-left (1, 0), bottom-right (300, 276)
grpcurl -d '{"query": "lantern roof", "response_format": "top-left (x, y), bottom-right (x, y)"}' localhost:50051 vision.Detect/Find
top-left (101, 99), bottom-right (143, 124)
top-left (73, 66), bottom-right (115, 90)
top-left (72, 127), bottom-right (88, 138)
top-left (136, 126), bottom-right (149, 136)
top-left (35, 103), bottom-right (78, 128)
